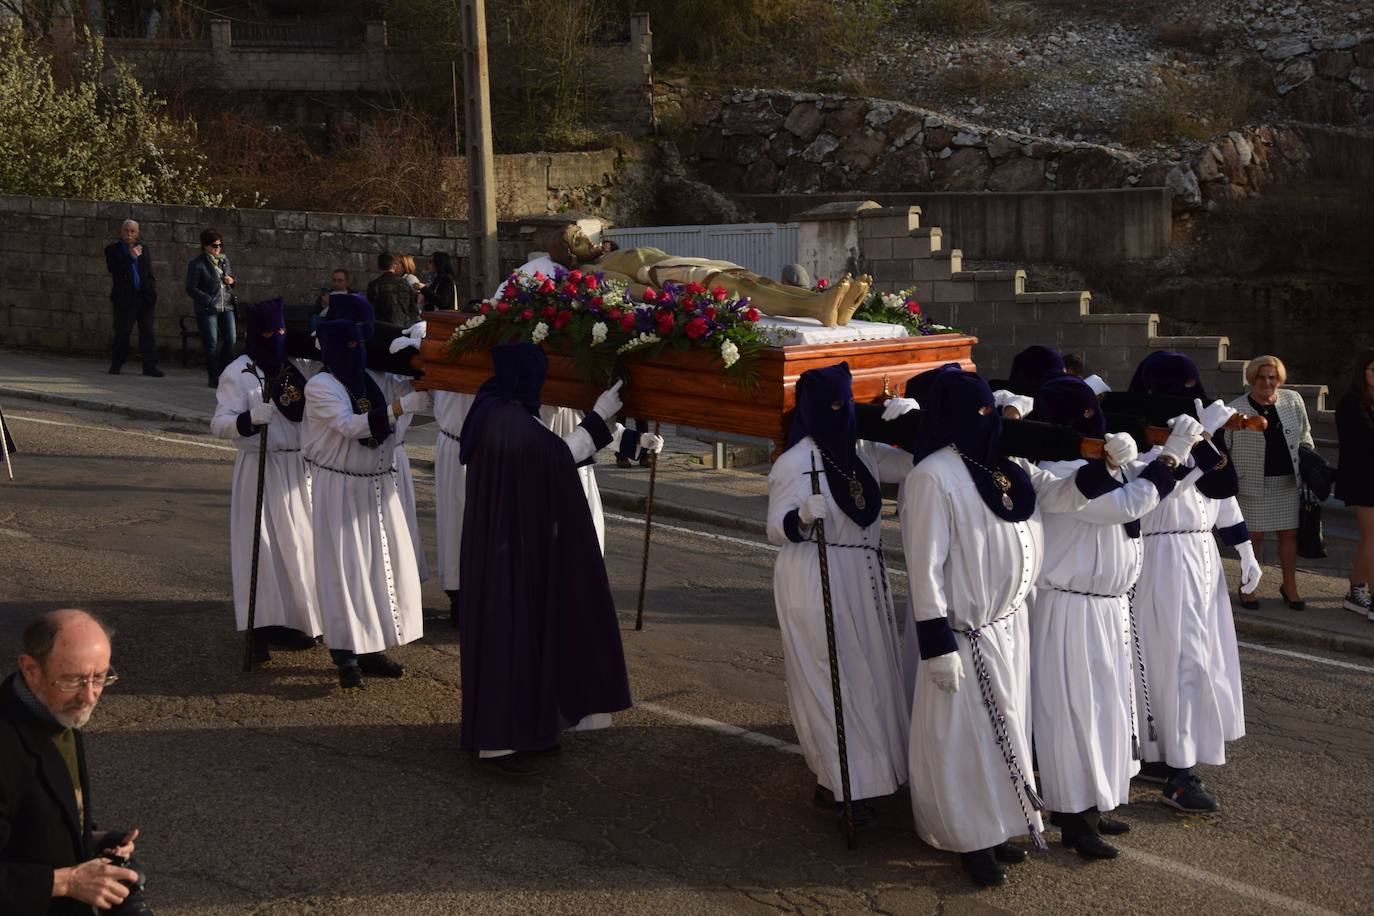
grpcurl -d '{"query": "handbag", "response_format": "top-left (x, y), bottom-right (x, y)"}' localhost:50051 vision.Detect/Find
top-left (1297, 486), bottom-right (1327, 559)
top-left (1298, 444), bottom-right (1332, 501)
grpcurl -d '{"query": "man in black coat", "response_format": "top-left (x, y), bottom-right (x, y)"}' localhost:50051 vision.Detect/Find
top-left (366, 252), bottom-right (418, 326)
top-left (0, 610), bottom-right (151, 914)
top-left (103, 220), bottom-right (163, 377)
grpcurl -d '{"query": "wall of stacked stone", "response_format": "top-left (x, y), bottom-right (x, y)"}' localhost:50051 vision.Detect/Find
top-left (660, 88), bottom-right (1316, 213)
top-left (0, 195), bottom-right (536, 357)
top-left (1262, 34), bottom-right (1374, 127)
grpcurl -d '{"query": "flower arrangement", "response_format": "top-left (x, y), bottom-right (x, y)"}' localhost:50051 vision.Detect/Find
top-left (444, 267), bottom-right (769, 386)
top-left (851, 286), bottom-right (959, 337)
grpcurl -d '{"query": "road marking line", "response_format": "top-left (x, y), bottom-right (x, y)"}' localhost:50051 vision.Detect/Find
top-left (1117, 847), bottom-right (1342, 916)
top-left (638, 699), bottom-right (1339, 916)
top-left (8, 413), bottom-right (237, 453)
top-left (1236, 640), bottom-right (1374, 673)
top-left (636, 701), bottom-right (804, 756)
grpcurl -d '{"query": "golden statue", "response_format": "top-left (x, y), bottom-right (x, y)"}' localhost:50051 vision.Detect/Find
top-left (550, 226), bottom-right (871, 328)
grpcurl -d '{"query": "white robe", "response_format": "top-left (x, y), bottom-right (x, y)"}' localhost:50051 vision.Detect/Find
top-left (901, 447), bottom-right (1089, 853)
top-left (1133, 445), bottom-right (1247, 769)
top-left (389, 376), bottom-right (429, 583)
top-left (211, 355), bottom-right (323, 637)
top-left (767, 438), bottom-right (913, 800)
top-left (303, 370), bottom-right (424, 655)
top-left (541, 405), bottom-right (605, 554)
top-left (1029, 459), bottom-right (1164, 815)
top-left (433, 391), bottom-right (474, 592)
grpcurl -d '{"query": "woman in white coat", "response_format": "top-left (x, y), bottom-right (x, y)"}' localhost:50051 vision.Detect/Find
top-left (1128, 352), bottom-right (1259, 813)
top-left (211, 298), bottom-right (323, 663)
top-left (766, 363), bottom-right (915, 828)
top-left (304, 316), bottom-right (430, 689)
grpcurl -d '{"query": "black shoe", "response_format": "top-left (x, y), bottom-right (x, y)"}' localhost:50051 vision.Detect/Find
top-left (250, 633), bottom-right (271, 664)
top-left (960, 849), bottom-right (1007, 887)
top-left (1135, 761), bottom-right (1174, 785)
top-left (108, 364), bottom-right (121, 375)
top-left (142, 366), bottom-right (164, 378)
top-left (477, 752), bottom-right (540, 777)
top-left (1237, 589), bottom-right (1259, 610)
top-left (993, 841), bottom-right (1028, 864)
top-left (1064, 830), bottom-right (1119, 860)
top-left (1161, 772), bottom-right (1220, 813)
top-left (259, 626), bottom-right (319, 651)
top-left (338, 665), bottom-right (364, 689)
top-left (1097, 815), bottom-right (1130, 835)
top-left (615, 455), bottom-right (633, 468)
top-left (358, 653), bottom-right (405, 678)
top-left (639, 453), bottom-right (654, 468)
top-left (1279, 585), bottom-right (1306, 611)
top-left (811, 786), bottom-right (878, 829)
top-left (446, 589), bottom-right (461, 629)
top-left (526, 743), bottom-right (562, 756)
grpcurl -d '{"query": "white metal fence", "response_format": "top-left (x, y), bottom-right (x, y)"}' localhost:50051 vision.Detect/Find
top-left (602, 223), bottom-right (800, 282)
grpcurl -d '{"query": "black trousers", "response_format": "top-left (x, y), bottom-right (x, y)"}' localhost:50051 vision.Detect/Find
top-left (111, 301), bottom-right (158, 369)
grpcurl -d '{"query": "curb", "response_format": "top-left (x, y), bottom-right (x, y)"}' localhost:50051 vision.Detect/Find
top-left (1232, 613), bottom-right (1374, 662)
top-left (0, 387), bottom-right (207, 426)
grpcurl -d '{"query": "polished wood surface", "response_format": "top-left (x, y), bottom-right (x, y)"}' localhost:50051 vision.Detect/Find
top-left (412, 310), bottom-right (979, 441)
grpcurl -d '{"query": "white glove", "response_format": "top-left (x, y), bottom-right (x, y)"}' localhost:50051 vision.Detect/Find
top-left (1083, 374), bottom-right (1111, 396)
top-left (881, 397), bottom-right (919, 421)
top-left (388, 335), bottom-right (421, 354)
top-left (403, 320), bottom-right (428, 340)
top-left (798, 493), bottom-right (828, 526)
top-left (1103, 431), bottom-right (1138, 468)
top-left (249, 401), bottom-right (274, 425)
top-left (1195, 398), bottom-right (1236, 437)
top-left (593, 379), bottom-right (624, 421)
top-left (1160, 414), bottom-right (1204, 465)
top-left (925, 652), bottom-right (964, 694)
top-left (1235, 541), bottom-right (1263, 593)
top-left (994, 390), bottom-right (1033, 420)
top-left (639, 433), bottom-right (665, 454)
top-left (399, 390), bottom-right (432, 415)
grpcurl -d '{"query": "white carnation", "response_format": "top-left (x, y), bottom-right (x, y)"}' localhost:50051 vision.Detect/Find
top-left (457, 313), bottom-right (485, 335)
top-left (720, 338), bottom-right (740, 368)
top-left (591, 321), bottom-right (608, 345)
top-left (616, 332), bottom-right (659, 355)
top-left (531, 321), bottom-right (549, 344)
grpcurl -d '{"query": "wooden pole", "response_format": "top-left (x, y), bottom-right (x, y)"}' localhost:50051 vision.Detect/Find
top-left (634, 421), bottom-right (661, 631)
top-left (459, 0), bottom-right (499, 300)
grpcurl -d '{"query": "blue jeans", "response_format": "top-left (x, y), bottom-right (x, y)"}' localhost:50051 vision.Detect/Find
top-left (196, 309), bottom-right (236, 382)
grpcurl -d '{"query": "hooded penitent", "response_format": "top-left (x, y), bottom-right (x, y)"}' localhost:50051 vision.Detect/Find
top-left (1008, 345), bottom-right (1067, 395)
top-left (913, 369), bottom-right (1035, 522)
top-left (458, 343), bottom-right (549, 465)
top-left (242, 297), bottom-right (287, 373)
top-left (317, 318), bottom-right (391, 449)
top-left (1129, 351), bottom-right (1237, 498)
top-left (326, 293), bottom-right (376, 342)
top-left (1029, 374), bottom-right (1107, 439)
top-left (784, 362), bottom-right (880, 528)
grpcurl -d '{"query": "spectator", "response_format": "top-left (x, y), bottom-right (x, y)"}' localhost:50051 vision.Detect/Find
top-left (1225, 355), bottom-right (1313, 610)
top-left (424, 252), bottom-right (459, 311)
top-left (317, 269), bottom-right (355, 310)
top-left (1063, 352), bottom-right (1086, 377)
top-left (185, 229), bottom-right (237, 388)
top-left (366, 252), bottom-right (418, 326)
top-left (397, 254), bottom-right (425, 297)
top-left (1336, 347), bottom-right (1374, 619)
top-left (103, 219), bottom-right (162, 377)
top-left (0, 609), bottom-right (153, 914)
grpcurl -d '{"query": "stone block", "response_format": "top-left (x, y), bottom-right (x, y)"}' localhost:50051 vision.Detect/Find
top-left (869, 259), bottom-right (913, 283)
top-left (0, 326), bottom-right (30, 347)
top-left (861, 237), bottom-right (893, 261)
top-left (0, 195), bottom-right (33, 214)
top-left (930, 278), bottom-right (976, 303)
top-left (30, 197), bottom-right (65, 216)
top-left (135, 222), bottom-right (170, 242)
top-left (40, 272), bottom-right (78, 293)
top-left (341, 215), bottom-right (376, 234)
top-left (385, 235), bottom-right (423, 254)
top-left (410, 218), bottom-right (444, 238)
top-left (892, 229), bottom-right (940, 260)
top-left (857, 207), bottom-right (919, 239)
top-left (62, 199), bottom-right (97, 218)
top-left (1056, 322), bottom-right (1109, 348)
top-left (95, 201), bottom-right (130, 220)
top-left (173, 223), bottom-right (201, 244)
top-left (28, 327), bottom-right (71, 349)
top-left (444, 220), bottom-right (469, 240)
top-left (306, 212), bottom-right (342, 232)
top-left (421, 237), bottom-right (453, 255)
top-left (375, 216), bottom-right (410, 235)
top-left (231, 208), bottom-right (269, 229)
top-left (905, 255), bottom-right (959, 282)
top-left (1, 233), bottom-right (44, 254)
top-left (344, 233), bottom-right (385, 254)
top-left (273, 211), bottom-right (308, 230)
top-left (128, 203), bottom-right (166, 223)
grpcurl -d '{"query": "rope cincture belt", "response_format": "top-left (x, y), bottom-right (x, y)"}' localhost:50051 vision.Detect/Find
top-left (957, 607), bottom-right (1048, 851)
top-left (1126, 583), bottom-right (1156, 757)
top-left (1046, 585), bottom-right (1126, 600)
top-left (304, 459), bottom-right (394, 479)
top-left (1144, 528), bottom-right (1209, 536)
top-left (438, 428), bottom-right (461, 443)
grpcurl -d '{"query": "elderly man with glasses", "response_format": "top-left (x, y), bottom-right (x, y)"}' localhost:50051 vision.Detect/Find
top-left (0, 609), bottom-right (153, 914)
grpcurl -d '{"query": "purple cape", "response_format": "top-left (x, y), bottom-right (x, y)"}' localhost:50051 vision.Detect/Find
top-left (457, 399), bottom-right (632, 752)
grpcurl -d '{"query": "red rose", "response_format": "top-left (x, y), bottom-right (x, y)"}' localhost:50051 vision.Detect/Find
top-left (479, 302), bottom-right (492, 315)
top-left (656, 314), bottom-right (676, 334)
top-left (685, 317), bottom-right (708, 340)
top-left (681, 299), bottom-right (695, 312)
top-left (592, 296), bottom-right (604, 307)
top-left (521, 308), bottom-right (534, 320)
top-left (704, 306), bottom-right (717, 320)
top-left (608, 307), bottom-right (621, 320)
top-left (532, 271), bottom-right (546, 282)
top-left (620, 313), bottom-right (637, 330)
top-left (643, 288), bottom-right (658, 302)
top-left (817, 278), bottom-right (829, 290)
top-left (584, 275), bottom-right (598, 290)
top-left (745, 307), bottom-right (760, 322)
top-left (562, 282), bottom-right (578, 296)
top-left (569, 269), bottom-right (583, 283)
top-left (501, 284), bottom-right (517, 300)
top-left (555, 311), bottom-right (572, 328)
top-left (541, 306), bottom-right (555, 319)
top-left (685, 281), bottom-right (706, 295)
top-left (906, 299), bottom-right (921, 314)
top-left (496, 300), bottom-right (511, 313)
top-left (711, 286), bottom-right (727, 301)
top-left (539, 279), bottom-right (555, 295)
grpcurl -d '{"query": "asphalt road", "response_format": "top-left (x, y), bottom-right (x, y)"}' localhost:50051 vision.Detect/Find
top-left (1, 400), bottom-right (1372, 915)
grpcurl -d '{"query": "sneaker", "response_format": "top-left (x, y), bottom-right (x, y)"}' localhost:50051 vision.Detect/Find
top-left (1134, 761), bottom-right (1174, 784)
top-left (1343, 583), bottom-right (1371, 616)
top-left (358, 653), bottom-right (405, 678)
top-left (1161, 772), bottom-right (1220, 813)
top-left (338, 665), bottom-right (364, 689)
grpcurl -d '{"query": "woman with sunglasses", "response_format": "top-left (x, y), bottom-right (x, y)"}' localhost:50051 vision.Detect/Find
top-left (186, 229), bottom-right (238, 387)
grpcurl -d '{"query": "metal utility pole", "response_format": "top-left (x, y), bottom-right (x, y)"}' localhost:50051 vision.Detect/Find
top-left (459, 0), bottom-right (499, 300)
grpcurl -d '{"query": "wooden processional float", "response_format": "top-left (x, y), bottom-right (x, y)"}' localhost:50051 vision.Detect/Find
top-left (409, 311), bottom-right (979, 442)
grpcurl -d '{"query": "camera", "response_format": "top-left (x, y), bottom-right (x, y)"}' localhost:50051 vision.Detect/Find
top-left (103, 834), bottom-right (154, 916)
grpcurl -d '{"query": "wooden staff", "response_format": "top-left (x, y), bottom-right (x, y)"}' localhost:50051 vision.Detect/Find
top-left (1080, 414), bottom-right (1267, 460)
top-left (242, 365), bottom-right (271, 673)
top-left (805, 451), bottom-right (857, 850)
top-left (0, 405), bottom-right (12, 481)
top-left (634, 420), bottom-right (661, 632)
